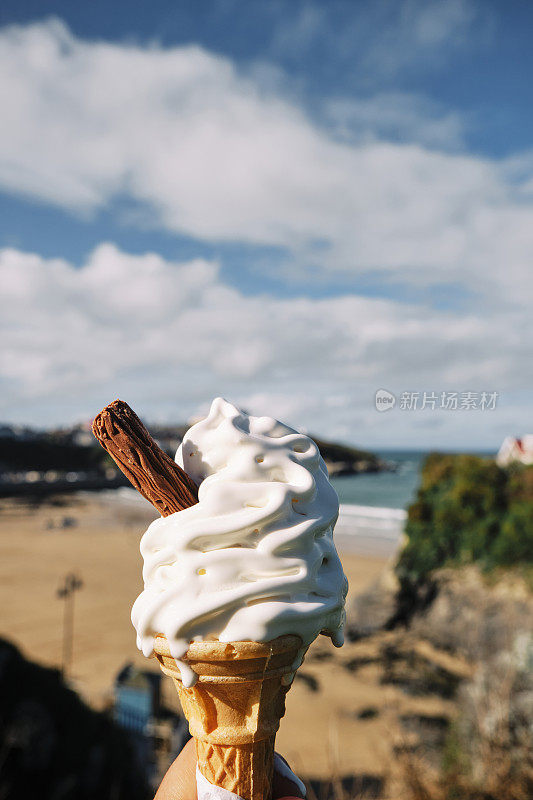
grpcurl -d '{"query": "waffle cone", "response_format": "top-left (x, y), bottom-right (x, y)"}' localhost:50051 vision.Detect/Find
top-left (153, 634), bottom-right (303, 800)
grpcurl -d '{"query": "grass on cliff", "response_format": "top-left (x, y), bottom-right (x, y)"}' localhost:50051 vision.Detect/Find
top-left (395, 454), bottom-right (533, 614)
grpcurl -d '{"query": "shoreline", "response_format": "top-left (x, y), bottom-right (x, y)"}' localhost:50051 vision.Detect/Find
top-left (0, 488), bottom-right (406, 559)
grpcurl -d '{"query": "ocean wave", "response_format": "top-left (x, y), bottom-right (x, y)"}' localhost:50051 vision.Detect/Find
top-left (339, 503), bottom-right (407, 520)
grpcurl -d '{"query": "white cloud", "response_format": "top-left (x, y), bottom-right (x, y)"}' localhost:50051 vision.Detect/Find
top-left (270, 0), bottom-right (489, 77)
top-left (324, 93), bottom-right (465, 151)
top-left (0, 21), bottom-right (533, 306)
top-left (1, 243), bottom-right (530, 448)
top-left (365, 0), bottom-right (485, 71)
top-left (0, 16), bottom-right (530, 447)
top-left (0, 19), bottom-right (532, 306)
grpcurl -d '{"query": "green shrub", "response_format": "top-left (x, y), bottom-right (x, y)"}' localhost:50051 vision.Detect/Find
top-left (396, 455), bottom-right (533, 611)
top-left (492, 502), bottom-right (533, 565)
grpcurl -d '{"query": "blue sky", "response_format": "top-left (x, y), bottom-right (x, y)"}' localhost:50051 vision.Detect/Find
top-left (0, 1), bottom-right (531, 448)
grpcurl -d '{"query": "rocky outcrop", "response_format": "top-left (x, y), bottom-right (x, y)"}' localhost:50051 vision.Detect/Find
top-left (346, 565), bottom-right (533, 799)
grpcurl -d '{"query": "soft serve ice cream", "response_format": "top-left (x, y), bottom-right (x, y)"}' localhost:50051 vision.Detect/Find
top-left (131, 398), bottom-right (348, 686)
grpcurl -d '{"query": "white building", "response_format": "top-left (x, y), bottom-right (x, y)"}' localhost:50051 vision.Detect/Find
top-left (497, 436), bottom-right (533, 467)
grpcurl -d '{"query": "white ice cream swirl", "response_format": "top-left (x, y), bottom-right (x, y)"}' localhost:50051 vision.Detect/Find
top-left (131, 398), bottom-right (348, 686)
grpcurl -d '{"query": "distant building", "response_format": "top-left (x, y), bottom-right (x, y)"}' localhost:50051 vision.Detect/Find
top-left (114, 663), bottom-right (189, 788)
top-left (497, 436), bottom-right (533, 467)
top-left (114, 665), bottom-right (157, 777)
top-left (114, 665), bottom-right (159, 733)
top-left (71, 429), bottom-right (94, 447)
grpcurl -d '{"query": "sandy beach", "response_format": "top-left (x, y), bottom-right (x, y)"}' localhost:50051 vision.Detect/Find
top-left (0, 492), bottom-right (441, 787)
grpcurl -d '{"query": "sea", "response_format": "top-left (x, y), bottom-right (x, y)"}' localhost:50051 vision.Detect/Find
top-left (331, 450), bottom-right (424, 557)
top-left (332, 450), bottom-right (424, 510)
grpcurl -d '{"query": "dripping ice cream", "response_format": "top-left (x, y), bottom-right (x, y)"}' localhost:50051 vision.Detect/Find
top-left (131, 397), bottom-right (348, 686)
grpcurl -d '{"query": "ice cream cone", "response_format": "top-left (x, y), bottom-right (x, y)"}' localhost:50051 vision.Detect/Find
top-left (153, 633), bottom-right (303, 800)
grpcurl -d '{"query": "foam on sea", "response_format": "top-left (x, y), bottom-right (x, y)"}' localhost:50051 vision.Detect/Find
top-left (340, 503), bottom-right (407, 521)
top-left (335, 503), bottom-right (406, 557)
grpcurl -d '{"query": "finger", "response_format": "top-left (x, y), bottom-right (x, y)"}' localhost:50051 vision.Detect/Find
top-left (154, 738), bottom-right (196, 800)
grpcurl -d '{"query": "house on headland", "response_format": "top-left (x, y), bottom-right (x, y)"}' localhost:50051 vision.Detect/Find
top-left (497, 436), bottom-right (533, 467)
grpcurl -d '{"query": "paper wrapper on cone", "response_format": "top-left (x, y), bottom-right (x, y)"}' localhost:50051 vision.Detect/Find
top-left (153, 634), bottom-right (303, 800)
